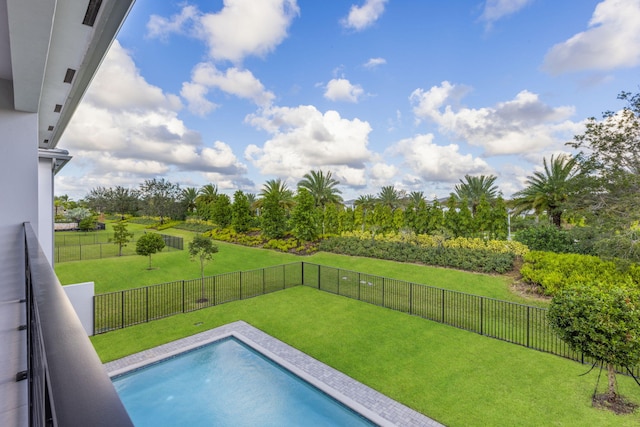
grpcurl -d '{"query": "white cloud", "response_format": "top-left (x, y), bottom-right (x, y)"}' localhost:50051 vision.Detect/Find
top-left (543, 0), bottom-right (640, 74)
top-left (245, 105), bottom-right (373, 186)
top-left (341, 0), bottom-right (388, 31)
top-left (410, 81), bottom-right (577, 156)
top-left (182, 63), bottom-right (275, 115)
top-left (324, 78), bottom-right (364, 103)
top-left (364, 57), bottom-right (386, 68)
top-left (146, 5), bottom-right (202, 40)
top-left (480, 0), bottom-right (533, 28)
top-left (391, 133), bottom-right (494, 182)
top-left (59, 41), bottom-right (249, 195)
top-left (146, 0), bottom-right (299, 63)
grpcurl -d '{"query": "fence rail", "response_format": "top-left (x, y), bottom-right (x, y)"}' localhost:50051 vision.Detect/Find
top-left (93, 261), bottom-right (638, 376)
top-left (94, 263), bottom-right (302, 334)
top-left (55, 233), bottom-right (183, 262)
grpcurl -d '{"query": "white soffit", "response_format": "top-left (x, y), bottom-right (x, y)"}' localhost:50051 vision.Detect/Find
top-left (5, 0), bottom-right (134, 149)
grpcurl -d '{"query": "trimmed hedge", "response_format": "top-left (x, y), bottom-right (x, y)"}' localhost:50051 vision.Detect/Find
top-left (318, 237), bottom-right (515, 273)
top-left (520, 251), bottom-right (640, 295)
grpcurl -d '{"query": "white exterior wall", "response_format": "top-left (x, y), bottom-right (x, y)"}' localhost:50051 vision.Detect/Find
top-left (0, 108), bottom-right (38, 427)
top-left (63, 282), bottom-right (95, 336)
top-left (38, 156), bottom-right (54, 265)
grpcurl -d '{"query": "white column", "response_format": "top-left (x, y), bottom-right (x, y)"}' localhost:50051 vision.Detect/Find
top-left (38, 156), bottom-right (54, 265)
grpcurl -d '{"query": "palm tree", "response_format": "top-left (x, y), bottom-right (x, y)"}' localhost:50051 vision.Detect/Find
top-left (297, 170), bottom-right (343, 208)
top-left (454, 174), bottom-right (499, 215)
top-left (511, 154), bottom-right (579, 228)
top-left (354, 194), bottom-right (376, 232)
top-left (377, 185), bottom-right (401, 210)
top-left (260, 179), bottom-right (294, 212)
top-left (407, 191), bottom-right (425, 207)
top-left (181, 187), bottom-right (198, 214)
top-left (197, 183), bottom-right (218, 205)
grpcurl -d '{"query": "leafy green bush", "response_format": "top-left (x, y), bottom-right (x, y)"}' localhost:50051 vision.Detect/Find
top-left (340, 230), bottom-right (528, 257)
top-left (514, 226), bottom-right (575, 253)
top-left (319, 237), bottom-right (515, 273)
top-left (520, 251), bottom-right (640, 295)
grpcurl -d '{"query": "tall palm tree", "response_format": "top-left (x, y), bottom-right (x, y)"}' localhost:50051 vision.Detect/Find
top-left (197, 183), bottom-right (218, 205)
top-left (377, 185), bottom-right (401, 210)
top-left (511, 154), bottom-right (579, 228)
top-left (354, 194), bottom-right (376, 232)
top-left (297, 170), bottom-right (343, 208)
top-left (260, 179), bottom-right (294, 211)
top-left (181, 187), bottom-right (198, 214)
top-left (453, 174), bottom-right (499, 215)
top-left (407, 191), bottom-right (425, 207)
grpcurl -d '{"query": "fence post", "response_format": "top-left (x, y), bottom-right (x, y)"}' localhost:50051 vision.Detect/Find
top-left (317, 265), bottom-right (320, 290)
top-left (146, 286), bottom-right (149, 323)
top-left (240, 271), bottom-right (243, 299)
top-left (480, 298), bottom-right (484, 336)
top-left (409, 283), bottom-right (413, 315)
top-left (182, 280), bottom-right (185, 313)
top-left (382, 277), bottom-right (385, 307)
top-left (358, 272), bottom-right (361, 301)
top-left (301, 262), bottom-right (304, 286)
top-left (283, 264), bottom-right (286, 289)
top-left (121, 291), bottom-right (125, 329)
top-left (337, 269), bottom-right (340, 295)
top-left (262, 268), bottom-right (266, 295)
top-left (441, 289), bottom-right (445, 323)
top-left (526, 306), bottom-right (530, 348)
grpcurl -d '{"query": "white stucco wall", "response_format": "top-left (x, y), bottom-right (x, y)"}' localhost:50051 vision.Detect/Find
top-left (63, 282), bottom-right (95, 336)
top-left (0, 108), bottom-right (39, 427)
top-left (38, 156), bottom-right (54, 265)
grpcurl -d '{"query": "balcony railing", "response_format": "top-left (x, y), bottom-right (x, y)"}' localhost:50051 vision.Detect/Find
top-left (23, 222), bottom-right (133, 427)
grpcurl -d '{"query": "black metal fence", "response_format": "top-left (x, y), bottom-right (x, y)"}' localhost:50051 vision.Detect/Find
top-left (94, 263), bottom-right (302, 334)
top-left (301, 263), bottom-right (639, 377)
top-left (55, 233), bottom-right (183, 263)
top-left (92, 261), bottom-right (639, 376)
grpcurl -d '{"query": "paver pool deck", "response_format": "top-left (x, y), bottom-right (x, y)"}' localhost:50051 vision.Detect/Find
top-left (105, 320), bottom-right (445, 427)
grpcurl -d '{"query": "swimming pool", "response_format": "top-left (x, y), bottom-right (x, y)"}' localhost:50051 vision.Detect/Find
top-left (106, 321), bottom-right (443, 427)
top-left (112, 337), bottom-right (375, 426)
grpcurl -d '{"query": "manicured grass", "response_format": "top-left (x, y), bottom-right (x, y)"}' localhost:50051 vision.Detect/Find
top-left (92, 286), bottom-right (640, 427)
top-left (56, 233), bottom-right (540, 306)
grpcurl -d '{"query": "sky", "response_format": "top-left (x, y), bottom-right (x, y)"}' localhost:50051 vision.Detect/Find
top-left (56, 0), bottom-right (640, 202)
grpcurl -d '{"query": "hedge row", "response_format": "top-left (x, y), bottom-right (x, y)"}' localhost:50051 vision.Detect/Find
top-left (520, 251), bottom-right (640, 295)
top-left (319, 237), bottom-right (515, 273)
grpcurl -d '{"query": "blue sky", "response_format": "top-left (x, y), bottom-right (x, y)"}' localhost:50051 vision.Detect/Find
top-left (57, 0), bottom-right (640, 201)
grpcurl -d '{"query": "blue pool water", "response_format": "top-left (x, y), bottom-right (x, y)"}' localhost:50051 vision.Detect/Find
top-left (112, 337), bottom-right (376, 426)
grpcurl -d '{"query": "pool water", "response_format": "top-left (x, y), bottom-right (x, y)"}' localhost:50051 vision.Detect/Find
top-left (112, 337), bottom-right (376, 426)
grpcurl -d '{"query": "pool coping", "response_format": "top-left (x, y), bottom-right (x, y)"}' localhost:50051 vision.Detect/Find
top-left (104, 321), bottom-right (444, 427)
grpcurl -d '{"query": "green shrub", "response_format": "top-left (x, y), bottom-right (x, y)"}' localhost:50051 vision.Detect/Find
top-left (318, 237), bottom-right (515, 273)
top-left (520, 251), bottom-right (640, 295)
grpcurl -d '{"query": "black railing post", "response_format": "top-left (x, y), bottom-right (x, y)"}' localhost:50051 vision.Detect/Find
top-left (382, 277), bottom-right (385, 307)
top-left (358, 272), bottom-right (361, 301)
top-left (263, 268), bottom-right (266, 294)
top-left (317, 265), bottom-right (321, 290)
top-left (182, 280), bottom-right (185, 313)
top-left (441, 289), bottom-right (445, 323)
top-left (480, 298), bottom-right (484, 336)
top-left (240, 271), bottom-right (243, 299)
top-left (146, 286), bottom-right (149, 323)
top-left (526, 306), bottom-right (530, 348)
top-left (409, 283), bottom-right (413, 314)
top-left (121, 291), bottom-right (125, 329)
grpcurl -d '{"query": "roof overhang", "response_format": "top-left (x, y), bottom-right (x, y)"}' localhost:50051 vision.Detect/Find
top-left (2, 0), bottom-right (135, 148)
top-left (39, 148), bottom-right (72, 175)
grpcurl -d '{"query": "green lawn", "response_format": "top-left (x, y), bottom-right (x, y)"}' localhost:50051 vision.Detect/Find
top-left (56, 233), bottom-right (539, 306)
top-left (92, 286), bottom-right (640, 427)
